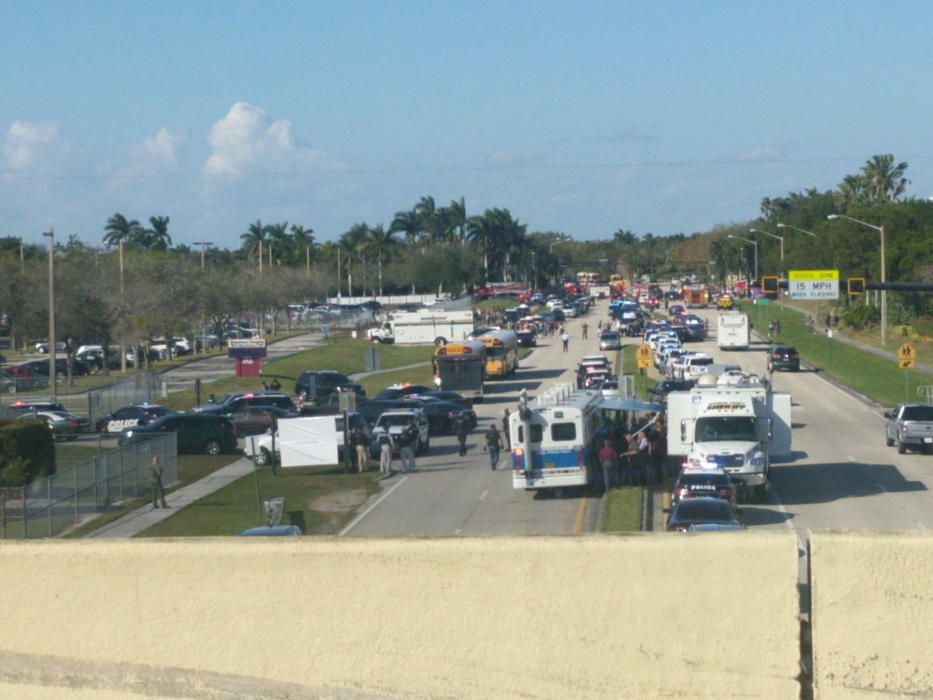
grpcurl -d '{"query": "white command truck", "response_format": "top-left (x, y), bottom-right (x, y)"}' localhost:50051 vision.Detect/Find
top-left (367, 309), bottom-right (474, 345)
top-left (717, 311), bottom-right (750, 350)
top-left (666, 374), bottom-right (791, 502)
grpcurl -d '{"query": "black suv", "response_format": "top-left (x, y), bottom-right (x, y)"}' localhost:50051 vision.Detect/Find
top-left (196, 391), bottom-right (296, 416)
top-left (767, 345), bottom-right (800, 372)
top-left (295, 371), bottom-right (364, 405)
top-left (118, 413), bottom-right (238, 455)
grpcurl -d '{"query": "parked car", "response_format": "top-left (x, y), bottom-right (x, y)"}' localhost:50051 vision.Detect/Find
top-left (671, 468), bottom-right (737, 508)
top-left (649, 378), bottom-right (696, 403)
top-left (410, 390), bottom-right (472, 407)
top-left (516, 329), bottom-right (537, 347)
top-left (666, 496), bottom-right (745, 532)
top-left (96, 403), bottom-right (174, 434)
top-left (195, 391), bottom-right (296, 416)
top-left (0, 365), bottom-right (46, 392)
top-left (230, 405), bottom-right (299, 438)
top-left (400, 397), bottom-right (477, 435)
top-left (373, 384), bottom-right (433, 401)
top-left (34, 340), bottom-right (67, 354)
top-left (767, 345), bottom-right (800, 372)
top-left (251, 412), bottom-right (370, 466)
top-left (369, 407), bottom-right (430, 458)
top-left (18, 410), bottom-right (90, 441)
top-left (294, 370), bottom-right (364, 405)
top-left (118, 414), bottom-right (238, 455)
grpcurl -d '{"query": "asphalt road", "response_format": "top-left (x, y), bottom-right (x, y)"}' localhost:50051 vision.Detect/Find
top-left (341, 304), bottom-right (608, 537)
top-left (670, 307), bottom-right (932, 536)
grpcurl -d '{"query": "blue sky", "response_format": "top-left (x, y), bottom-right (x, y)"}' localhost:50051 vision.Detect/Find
top-left (2, 1), bottom-right (931, 248)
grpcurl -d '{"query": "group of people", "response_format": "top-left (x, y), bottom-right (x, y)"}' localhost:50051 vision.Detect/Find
top-left (767, 320), bottom-right (782, 337)
top-left (593, 414), bottom-right (667, 493)
top-left (260, 377), bottom-right (282, 391)
top-left (367, 423), bottom-right (420, 475)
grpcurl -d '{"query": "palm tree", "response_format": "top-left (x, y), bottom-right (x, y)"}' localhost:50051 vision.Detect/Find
top-left (339, 223), bottom-right (371, 295)
top-left (266, 222), bottom-right (289, 265)
top-left (441, 197), bottom-right (467, 244)
top-left (143, 216), bottom-right (172, 251)
top-left (240, 220), bottom-right (268, 260)
top-left (289, 224), bottom-right (315, 269)
top-left (466, 213), bottom-right (493, 279)
top-left (389, 208), bottom-right (421, 246)
top-left (364, 225), bottom-right (398, 295)
top-left (103, 213), bottom-right (143, 248)
top-left (415, 195), bottom-right (444, 244)
top-left (860, 154), bottom-right (910, 203)
top-left (835, 174), bottom-right (868, 210)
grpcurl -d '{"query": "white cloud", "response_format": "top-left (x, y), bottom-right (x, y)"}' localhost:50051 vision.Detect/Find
top-left (203, 102), bottom-right (329, 177)
top-left (3, 120), bottom-right (63, 171)
top-left (121, 127), bottom-right (183, 177)
top-left (742, 143), bottom-right (792, 162)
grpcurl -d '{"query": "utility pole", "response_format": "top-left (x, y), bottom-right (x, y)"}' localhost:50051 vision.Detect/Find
top-left (43, 229), bottom-right (56, 400)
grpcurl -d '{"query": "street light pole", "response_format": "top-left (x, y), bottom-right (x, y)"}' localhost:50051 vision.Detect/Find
top-left (749, 228), bottom-right (783, 265)
top-left (727, 234), bottom-right (758, 284)
top-left (43, 229), bottom-right (56, 401)
top-left (827, 214), bottom-right (887, 346)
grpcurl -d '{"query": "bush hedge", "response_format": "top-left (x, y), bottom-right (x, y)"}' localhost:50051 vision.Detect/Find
top-left (0, 420), bottom-right (56, 487)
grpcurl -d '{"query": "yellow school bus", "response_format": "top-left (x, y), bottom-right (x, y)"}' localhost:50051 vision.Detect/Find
top-left (434, 340), bottom-right (487, 401)
top-left (477, 329), bottom-right (519, 378)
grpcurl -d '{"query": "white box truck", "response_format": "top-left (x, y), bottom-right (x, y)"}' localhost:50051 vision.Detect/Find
top-left (717, 312), bottom-right (750, 350)
top-left (367, 309), bottom-right (474, 345)
top-left (666, 374), bottom-right (791, 501)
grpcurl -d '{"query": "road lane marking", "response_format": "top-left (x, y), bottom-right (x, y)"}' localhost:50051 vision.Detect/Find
top-left (338, 475), bottom-right (408, 536)
top-left (479, 490), bottom-right (488, 501)
top-left (572, 497), bottom-right (588, 534)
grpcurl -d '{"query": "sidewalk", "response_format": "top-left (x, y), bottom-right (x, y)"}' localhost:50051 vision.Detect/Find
top-left (85, 457), bottom-right (257, 538)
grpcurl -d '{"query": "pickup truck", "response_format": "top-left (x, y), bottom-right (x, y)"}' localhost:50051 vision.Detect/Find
top-left (884, 404), bottom-right (933, 454)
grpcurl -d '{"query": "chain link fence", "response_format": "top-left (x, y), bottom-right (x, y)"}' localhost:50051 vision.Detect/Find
top-left (0, 433), bottom-right (177, 539)
top-left (87, 371), bottom-right (162, 426)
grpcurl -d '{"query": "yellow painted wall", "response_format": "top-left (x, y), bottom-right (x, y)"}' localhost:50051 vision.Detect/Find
top-left (0, 534), bottom-right (799, 698)
top-left (811, 530), bottom-right (933, 699)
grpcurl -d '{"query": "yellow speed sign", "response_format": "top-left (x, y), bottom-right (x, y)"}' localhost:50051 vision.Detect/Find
top-left (637, 343), bottom-right (653, 369)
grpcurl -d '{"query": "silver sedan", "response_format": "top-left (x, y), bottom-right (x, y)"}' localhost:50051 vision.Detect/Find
top-left (598, 330), bottom-right (622, 351)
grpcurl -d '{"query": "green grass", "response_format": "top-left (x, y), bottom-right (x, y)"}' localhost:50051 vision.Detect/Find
top-left (741, 301), bottom-right (932, 406)
top-left (138, 464), bottom-right (383, 537)
top-left (63, 453), bottom-right (242, 538)
top-left (602, 485), bottom-right (644, 531)
top-left (621, 345), bottom-right (658, 398)
top-left (165, 339), bottom-right (436, 411)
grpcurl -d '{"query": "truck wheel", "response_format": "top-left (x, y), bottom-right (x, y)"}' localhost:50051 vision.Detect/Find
top-left (886, 435), bottom-right (894, 447)
top-left (255, 448), bottom-right (271, 466)
top-left (898, 440), bottom-right (908, 455)
top-left (753, 484), bottom-right (768, 502)
top-left (434, 337), bottom-right (447, 346)
top-left (204, 439), bottom-right (222, 456)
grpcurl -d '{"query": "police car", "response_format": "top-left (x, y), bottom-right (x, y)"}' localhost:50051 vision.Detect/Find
top-left (671, 467), bottom-right (737, 508)
top-left (95, 403), bottom-right (173, 434)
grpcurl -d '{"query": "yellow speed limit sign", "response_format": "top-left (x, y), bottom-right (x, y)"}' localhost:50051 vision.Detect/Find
top-left (899, 343), bottom-right (916, 369)
top-left (637, 343), bottom-right (653, 369)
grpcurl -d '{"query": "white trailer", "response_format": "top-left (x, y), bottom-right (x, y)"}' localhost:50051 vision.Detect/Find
top-left (666, 374), bottom-right (791, 501)
top-left (588, 284), bottom-right (611, 299)
top-left (717, 312), bottom-right (750, 350)
top-left (367, 309), bottom-right (474, 345)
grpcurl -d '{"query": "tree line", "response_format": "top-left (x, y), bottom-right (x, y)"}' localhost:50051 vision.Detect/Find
top-left (0, 153), bottom-right (930, 356)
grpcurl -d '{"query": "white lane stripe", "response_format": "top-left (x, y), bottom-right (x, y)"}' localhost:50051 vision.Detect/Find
top-left (338, 476), bottom-right (408, 536)
top-left (479, 490), bottom-right (489, 501)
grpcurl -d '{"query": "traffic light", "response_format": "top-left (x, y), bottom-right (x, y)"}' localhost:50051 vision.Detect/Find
top-left (847, 277), bottom-right (866, 296)
top-left (761, 275), bottom-right (779, 297)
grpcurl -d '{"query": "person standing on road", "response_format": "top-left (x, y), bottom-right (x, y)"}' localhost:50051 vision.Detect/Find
top-left (398, 423), bottom-right (417, 473)
top-left (454, 415), bottom-right (468, 456)
top-left (378, 430), bottom-right (394, 473)
top-left (582, 322), bottom-right (589, 340)
top-left (484, 424), bottom-right (505, 470)
top-left (149, 456), bottom-right (168, 510)
top-left (561, 330), bottom-right (570, 352)
top-left (501, 408), bottom-right (511, 450)
top-left (598, 439), bottom-right (618, 493)
top-left (351, 427), bottom-right (369, 472)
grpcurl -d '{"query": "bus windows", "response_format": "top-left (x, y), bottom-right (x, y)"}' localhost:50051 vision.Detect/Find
top-left (517, 424), bottom-right (543, 443)
top-left (551, 423), bottom-right (577, 441)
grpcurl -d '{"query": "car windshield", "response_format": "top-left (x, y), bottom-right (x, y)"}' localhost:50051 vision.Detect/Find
top-left (695, 417), bottom-right (757, 442)
top-left (378, 414), bottom-right (416, 428)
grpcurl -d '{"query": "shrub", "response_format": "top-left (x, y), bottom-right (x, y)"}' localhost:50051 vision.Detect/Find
top-left (0, 421), bottom-right (56, 486)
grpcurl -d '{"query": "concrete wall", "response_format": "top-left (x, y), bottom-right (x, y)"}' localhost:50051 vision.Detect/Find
top-left (0, 534), bottom-right (800, 699)
top-left (811, 530), bottom-right (933, 699)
